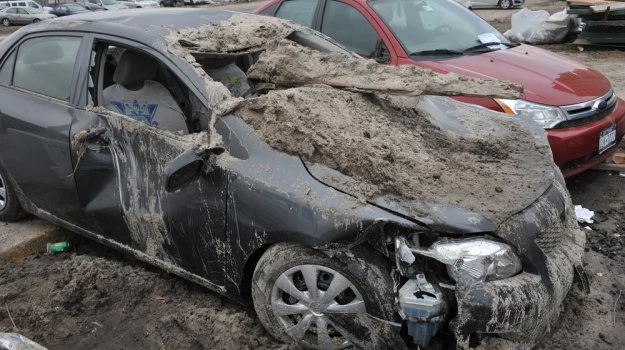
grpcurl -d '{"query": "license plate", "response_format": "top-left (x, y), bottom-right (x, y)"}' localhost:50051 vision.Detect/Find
top-left (598, 124), bottom-right (617, 154)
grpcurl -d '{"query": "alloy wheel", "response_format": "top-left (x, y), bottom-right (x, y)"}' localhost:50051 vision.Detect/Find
top-left (270, 264), bottom-right (366, 349)
top-left (2, 19), bottom-right (9, 27)
top-left (499, 0), bottom-right (512, 9)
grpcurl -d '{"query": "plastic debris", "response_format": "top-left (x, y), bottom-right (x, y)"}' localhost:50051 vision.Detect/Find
top-left (613, 153), bottom-right (625, 164)
top-left (0, 333), bottom-right (47, 350)
top-left (504, 8), bottom-right (573, 44)
top-left (46, 241), bottom-right (71, 254)
top-left (575, 205), bottom-right (595, 224)
top-left (398, 240), bottom-right (416, 264)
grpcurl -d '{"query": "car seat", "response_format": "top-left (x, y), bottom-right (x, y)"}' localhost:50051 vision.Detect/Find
top-left (102, 50), bottom-right (188, 134)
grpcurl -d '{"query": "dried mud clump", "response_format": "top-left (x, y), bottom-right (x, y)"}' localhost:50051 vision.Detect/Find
top-left (170, 14), bottom-right (295, 54)
top-left (247, 40), bottom-right (523, 99)
top-left (235, 85), bottom-right (554, 218)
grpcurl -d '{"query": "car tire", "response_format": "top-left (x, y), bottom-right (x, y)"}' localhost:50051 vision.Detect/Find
top-left (499, 0), bottom-right (512, 9)
top-left (32, 18), bottom-right (40, 23)
top-left (1, 18), bottom-right (10, 27)
top-left (252, 243), bottom-right (399, 349)
top-left (0, 164), bottom-right (27, 222)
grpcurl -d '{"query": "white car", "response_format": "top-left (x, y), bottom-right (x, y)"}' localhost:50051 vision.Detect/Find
top-left (87, 0), bottom-right (129, 10)
top-left (119, 0), bottom-right (158, 8)
top-left (0, 0), bottom-right (43, 12)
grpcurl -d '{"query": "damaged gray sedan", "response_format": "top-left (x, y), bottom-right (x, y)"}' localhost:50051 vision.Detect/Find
top-left (0, 8), bottom-right (587, 349)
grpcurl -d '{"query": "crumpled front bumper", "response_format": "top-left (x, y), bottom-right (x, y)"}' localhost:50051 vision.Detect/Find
top-left (450, 180), bottom-right (586, 347)
top-left (451, 233), bottom-right (585, 345)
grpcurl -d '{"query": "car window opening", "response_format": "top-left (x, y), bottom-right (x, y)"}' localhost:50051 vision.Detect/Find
top-left (91, 43), bottom-right (211, 135)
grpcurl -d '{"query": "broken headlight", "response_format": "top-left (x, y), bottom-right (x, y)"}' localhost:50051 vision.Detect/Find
top-left (496, 99), bottom-right (567, 129)
top-left (397, 237), bottom-right (522, 282)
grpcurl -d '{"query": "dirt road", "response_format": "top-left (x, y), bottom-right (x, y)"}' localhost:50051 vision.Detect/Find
top-left (2, 2), bottom-right (625, 349)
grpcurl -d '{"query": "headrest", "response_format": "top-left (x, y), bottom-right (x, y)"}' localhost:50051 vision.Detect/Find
top-left (22, 42), bottom-right (64, 64)
top-left (113, 50), bottom-right (158, 86)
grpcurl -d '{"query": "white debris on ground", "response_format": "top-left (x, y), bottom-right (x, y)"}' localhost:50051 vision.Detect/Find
top-left (575, 205), bottom-right (595, 224)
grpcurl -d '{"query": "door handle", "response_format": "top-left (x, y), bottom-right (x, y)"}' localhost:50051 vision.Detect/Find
top-left (76, 127), bottom-right (106, 143)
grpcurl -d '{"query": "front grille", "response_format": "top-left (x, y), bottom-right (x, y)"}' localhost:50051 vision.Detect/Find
top-left (556, 89), bottom-right (617, 129)
top-left (555, 105), bottom-right (614, 129)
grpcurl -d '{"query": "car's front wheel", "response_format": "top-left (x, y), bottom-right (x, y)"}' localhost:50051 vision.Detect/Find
top-left (499, 0), bottom-right (512, 9)
top-left (32, 18), bottom-right (40, 23)
top-left (252, 243), bottom-right (400, 349)
top-left (1, 18), bottom-right (10, 27)
top-left (0, 165), bottom-right (26, 222)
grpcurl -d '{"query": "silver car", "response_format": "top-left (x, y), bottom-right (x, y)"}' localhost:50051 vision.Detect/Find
top-left (0, 7), bottom-right (55, 26)
top-left (118, 0), bottom-right (158, 8)
top-left (456, 0), bottom-right (524, 9)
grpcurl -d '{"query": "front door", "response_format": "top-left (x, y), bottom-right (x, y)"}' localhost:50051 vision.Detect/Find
top-left (14, 8), bottom-right (28, 24)
top-left (70, 37), bottom-right (229, 287)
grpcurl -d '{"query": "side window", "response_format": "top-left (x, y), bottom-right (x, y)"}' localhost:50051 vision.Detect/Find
top-left (6, 7), bottom-right (15, 13)
top-left (29, 2), bottom-right (39, 8)
top-left (13, 36), bottom-right (81, 101)
top-left (17, 8), bottom-right (27, 14)
top-left (321, 0), bottom-right (380, 56)
top-left (18, 2), bottom-right (25, 6)
top-left (0, 51), bottom-right (16, 85)
top-left (274, 0), bottom-right (318, 27)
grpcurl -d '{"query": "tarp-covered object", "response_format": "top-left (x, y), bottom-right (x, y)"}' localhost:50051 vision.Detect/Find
top-left (504, 8), bottom-right (573, 44)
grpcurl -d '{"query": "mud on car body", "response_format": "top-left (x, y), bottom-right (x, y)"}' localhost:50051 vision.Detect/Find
top-left (0, 9), bottom-right (586, 349)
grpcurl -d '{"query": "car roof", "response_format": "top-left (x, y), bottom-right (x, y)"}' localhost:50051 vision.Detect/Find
top-left (21, 8), bottom-right (244, 43)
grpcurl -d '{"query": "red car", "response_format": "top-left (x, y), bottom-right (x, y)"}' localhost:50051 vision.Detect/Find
top-left (257, 0), bottom-right (625, 177)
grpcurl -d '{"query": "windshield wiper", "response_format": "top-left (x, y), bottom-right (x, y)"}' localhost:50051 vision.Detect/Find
top-left (409, 49), bottom-right (464, 56)
top-left (462, 42), bottom-right (518, 53)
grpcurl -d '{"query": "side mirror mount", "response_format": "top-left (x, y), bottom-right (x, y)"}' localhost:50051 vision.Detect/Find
top-left (165, 148), bottom-right (210, 192)
top-left (373, 39), bottom-right (391, 64)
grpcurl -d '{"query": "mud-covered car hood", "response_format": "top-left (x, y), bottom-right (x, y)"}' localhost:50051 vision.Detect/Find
top-left (303, 95), bottom-right (556, 232)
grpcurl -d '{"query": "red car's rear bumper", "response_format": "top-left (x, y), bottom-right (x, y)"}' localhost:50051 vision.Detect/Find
top-left (548, 97), bottom-right (625, 177)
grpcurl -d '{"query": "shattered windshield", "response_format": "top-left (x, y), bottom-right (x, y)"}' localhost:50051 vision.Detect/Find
top-left (369, 0), bottom-right (511, 57)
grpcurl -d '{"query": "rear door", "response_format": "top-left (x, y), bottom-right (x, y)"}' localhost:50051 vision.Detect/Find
top-left (0, 33), bottom-right (87, 221)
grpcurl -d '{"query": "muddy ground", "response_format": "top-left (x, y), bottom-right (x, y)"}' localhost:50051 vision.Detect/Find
top-left (2, 1), bottom-right (625, 350)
